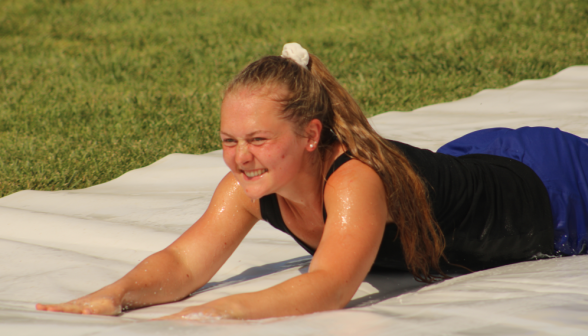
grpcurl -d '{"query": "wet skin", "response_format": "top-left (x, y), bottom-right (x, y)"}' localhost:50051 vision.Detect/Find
top-left (37, 87), bottom-right (389, 320)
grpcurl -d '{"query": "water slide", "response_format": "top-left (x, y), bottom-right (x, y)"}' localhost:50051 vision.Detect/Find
top-left (2, 66), bottom-right (587, 335)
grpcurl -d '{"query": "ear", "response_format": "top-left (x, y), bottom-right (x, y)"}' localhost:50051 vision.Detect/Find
top-left (305, 119), bottom-right (322, 152)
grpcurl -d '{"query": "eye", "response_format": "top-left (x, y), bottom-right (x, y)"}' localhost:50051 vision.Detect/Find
top-left (250, 137), bottom-right (267, 145)
top-left (222, 138), bottom-right (237, 147)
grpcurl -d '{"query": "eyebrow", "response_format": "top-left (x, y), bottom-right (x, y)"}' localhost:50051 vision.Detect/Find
top-left (220, 130), bottom-right (271, 137)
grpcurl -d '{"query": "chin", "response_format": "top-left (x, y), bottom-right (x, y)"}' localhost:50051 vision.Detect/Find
top-left (244, 190), bottom-right (270, 201)
top-left (234, 172), bottom-right (275, 199)
top-left (238, 183), bottom-right (272, 200)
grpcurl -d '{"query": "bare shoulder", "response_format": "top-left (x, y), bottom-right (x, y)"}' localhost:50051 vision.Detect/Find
top-left (323, 158), bottom-right (387, 216)
top-left (171, 172), bottom-right (261, 249)
top-left (210, 173), bottom-right (263, 221)
top-left (324, 158), bottom-right (384, 195)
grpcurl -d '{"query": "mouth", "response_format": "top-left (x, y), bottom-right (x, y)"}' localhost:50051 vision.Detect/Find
top-left (243, 168), bottom-right (268, 179)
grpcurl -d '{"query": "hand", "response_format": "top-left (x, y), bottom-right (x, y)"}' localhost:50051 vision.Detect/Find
top-left (156, 304), bottom-right (237, 321)
top-left (36, 292), bottom-right (122, 315)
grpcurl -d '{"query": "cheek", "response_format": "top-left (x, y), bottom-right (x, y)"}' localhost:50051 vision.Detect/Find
top-left (222, 147), bottom-right (237, 170)
top-left (263, 145), bottom-right (289, 167)
top-left (271, 146), bottom-right (302, 173)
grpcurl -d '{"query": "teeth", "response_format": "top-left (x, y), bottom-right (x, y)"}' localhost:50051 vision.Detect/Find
top-left (244, 169), bottom-right (267, 178)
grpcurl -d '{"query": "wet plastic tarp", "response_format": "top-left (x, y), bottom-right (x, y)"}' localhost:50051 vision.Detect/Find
top-left (2, 66), bottom-right (588, 335)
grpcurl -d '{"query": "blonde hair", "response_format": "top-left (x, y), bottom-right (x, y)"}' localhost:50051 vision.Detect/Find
top-left (225, 54), bottom-right (446, 282)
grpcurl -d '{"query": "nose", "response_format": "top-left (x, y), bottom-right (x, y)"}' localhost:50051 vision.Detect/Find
top-left (235, 141), bottom-right (253, 166)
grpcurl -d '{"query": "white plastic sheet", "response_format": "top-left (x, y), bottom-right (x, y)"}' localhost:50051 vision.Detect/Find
top-left (2, 66), bottom-right (588, 335)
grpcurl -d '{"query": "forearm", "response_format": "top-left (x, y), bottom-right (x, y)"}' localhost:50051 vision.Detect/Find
top-left (109, 248), bottom-right (209, 309)
top-left (199, 270), bottom-right (352, 320)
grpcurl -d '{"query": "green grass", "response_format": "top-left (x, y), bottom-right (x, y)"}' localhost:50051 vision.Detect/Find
top-left (1, 0), bottom-right (587, 197)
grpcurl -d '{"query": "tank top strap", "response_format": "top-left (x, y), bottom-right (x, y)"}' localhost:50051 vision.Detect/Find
top-left (323, 152), bottom-right (353, 220)
top-left (325, 152), bottom-right (352, 181)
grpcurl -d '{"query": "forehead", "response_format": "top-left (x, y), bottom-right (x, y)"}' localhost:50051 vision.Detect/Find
top-left (220, 88), bottom-right (291, 134)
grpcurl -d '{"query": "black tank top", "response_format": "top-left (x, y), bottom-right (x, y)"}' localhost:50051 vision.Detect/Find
top-left (260, 140), bottom-right (554, 270)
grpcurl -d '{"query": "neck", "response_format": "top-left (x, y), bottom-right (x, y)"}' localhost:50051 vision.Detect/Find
top-left (276, 143), bottom-right (345, 209)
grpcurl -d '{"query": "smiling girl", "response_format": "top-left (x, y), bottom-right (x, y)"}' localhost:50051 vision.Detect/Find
top-left (36, 43), bottom-right (588, 320)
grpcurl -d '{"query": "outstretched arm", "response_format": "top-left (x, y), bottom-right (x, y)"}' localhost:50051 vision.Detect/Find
top-left (36, 173), bottom-right (259, 315)
top-left (160, 160), bottom-right (388, 320)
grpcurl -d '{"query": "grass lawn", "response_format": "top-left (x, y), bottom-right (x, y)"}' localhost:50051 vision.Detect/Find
top-left (1, 0), bottom-right (587, 197)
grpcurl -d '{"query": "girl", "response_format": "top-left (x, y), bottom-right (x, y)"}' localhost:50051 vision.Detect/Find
top-left (36, 43), bottom-right (588, 320)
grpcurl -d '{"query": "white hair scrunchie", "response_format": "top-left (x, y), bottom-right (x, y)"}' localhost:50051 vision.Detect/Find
top-left (281, 43), bottom-right (309, 69)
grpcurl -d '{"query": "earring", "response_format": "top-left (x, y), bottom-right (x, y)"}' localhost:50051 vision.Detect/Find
top-left (309, 144), bottom-right (314, 148)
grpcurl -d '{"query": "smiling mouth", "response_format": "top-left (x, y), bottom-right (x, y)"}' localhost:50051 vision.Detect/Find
top-left (243, 169), bottom-right (268, 178)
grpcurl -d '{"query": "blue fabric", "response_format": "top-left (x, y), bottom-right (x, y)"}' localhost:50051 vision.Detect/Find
top-left (438, 127), bottom-right (588, 255)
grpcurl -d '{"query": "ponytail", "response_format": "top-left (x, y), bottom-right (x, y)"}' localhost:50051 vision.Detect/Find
top-left (308, 55), bottom-right (446, 282)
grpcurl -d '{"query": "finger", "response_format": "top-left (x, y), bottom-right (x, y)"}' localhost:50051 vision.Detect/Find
top-left (39, 305), bottom-right (69, 313)
top-left (37, 302), bottom-right (100, 314)
top-left (48, 304), bottom-right (80, 313)
top-left (47, 302), bottom-right (89, 314)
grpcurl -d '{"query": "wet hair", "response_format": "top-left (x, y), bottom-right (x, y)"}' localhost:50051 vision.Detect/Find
top-left (225, 53), bottom-right (446, 282)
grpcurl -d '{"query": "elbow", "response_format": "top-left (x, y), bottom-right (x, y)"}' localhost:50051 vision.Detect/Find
top-left (334, 287), bottom-right (355, 310)
top-left (318, 274), bottom-right (358, 310)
